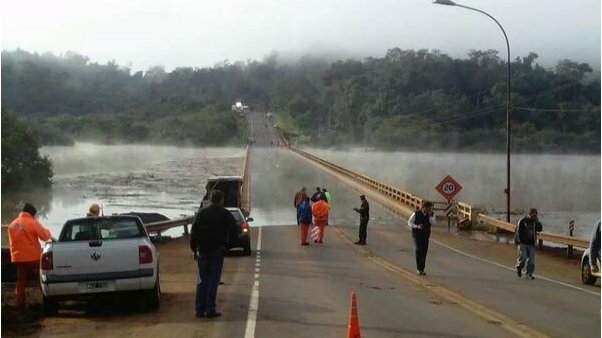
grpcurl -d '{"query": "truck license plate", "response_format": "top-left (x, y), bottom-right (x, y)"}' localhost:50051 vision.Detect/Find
top-left (86, 281), bottom-right (108, 290)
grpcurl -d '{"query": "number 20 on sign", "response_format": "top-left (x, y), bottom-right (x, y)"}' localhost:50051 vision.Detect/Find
top-left (435, 175), bottom-right (463, 202)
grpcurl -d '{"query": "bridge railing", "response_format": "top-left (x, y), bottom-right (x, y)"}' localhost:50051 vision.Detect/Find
top-left (240, 145), bottom-right (251, 214)
top-left (145, 215), bottom-right (195, 238)
top-left (289, 146), bottom-right (590, 255)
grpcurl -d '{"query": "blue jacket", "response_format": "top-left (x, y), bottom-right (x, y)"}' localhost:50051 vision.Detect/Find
top-left (297, 200), bottom-right (312, 225)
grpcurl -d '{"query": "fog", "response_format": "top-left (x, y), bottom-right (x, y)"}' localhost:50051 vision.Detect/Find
top-left (2, 0), bottom-right (599, 71)
top-left (1, 143), bottom-right (245, 235)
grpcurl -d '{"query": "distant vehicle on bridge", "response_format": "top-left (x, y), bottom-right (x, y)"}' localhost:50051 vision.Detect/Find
top-left (39, 215), bottom-right (161, 315)
top-left (232, 100), bottom-right (250, 114)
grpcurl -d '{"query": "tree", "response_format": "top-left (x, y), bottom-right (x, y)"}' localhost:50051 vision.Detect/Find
top-left (1, 108), bottom-right (53, 192)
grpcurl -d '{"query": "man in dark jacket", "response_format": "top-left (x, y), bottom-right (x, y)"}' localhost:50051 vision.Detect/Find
top-left (408, 201), bottom-right (436, 275)
top-left (353, 195), bottom-right (369, 245)
top-left (310, 187), bottom-right (322, 203)
top-left (190, 190), bottom-right (238, 318)
top-left (514, 208), bottom-right (543, 279)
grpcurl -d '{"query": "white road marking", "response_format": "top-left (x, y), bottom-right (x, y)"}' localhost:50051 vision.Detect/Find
top-left (390, 213), bottom-right (601, 296)
top-left (430, 237), bottom-right (601, 296)
top-left (244, 226), bottom-right (262, 338)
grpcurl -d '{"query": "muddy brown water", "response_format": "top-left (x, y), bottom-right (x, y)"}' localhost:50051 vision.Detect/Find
top-left (1, 143), bottom-right (245, 238)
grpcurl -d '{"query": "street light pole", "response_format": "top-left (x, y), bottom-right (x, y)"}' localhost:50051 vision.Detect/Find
top-left (434, 0), bottom-right (512, 222)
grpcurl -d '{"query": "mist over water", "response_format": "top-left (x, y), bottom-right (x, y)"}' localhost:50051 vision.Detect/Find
top-left (308, 148), bottom-right (600, 237)
top-left (2, 143), bottom-right (244, 236)
top-left (3, 143), bottom-right (598, 240)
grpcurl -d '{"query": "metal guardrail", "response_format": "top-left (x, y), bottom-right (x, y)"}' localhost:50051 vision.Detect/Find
top-left (477, 214), bottom-right (589, 249)
top-left (145, 216), bottom-right (195, 237)
top-left (240, 145), bottom-right (251, 214)
top-left (289, 146), bottom-right (591, 254)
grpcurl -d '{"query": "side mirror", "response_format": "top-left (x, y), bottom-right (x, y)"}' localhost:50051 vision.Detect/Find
top-left (246, 217), bottom-right (254, 222)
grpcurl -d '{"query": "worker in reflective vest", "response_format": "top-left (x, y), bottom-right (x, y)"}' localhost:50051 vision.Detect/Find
top-left (311, 199), bottom-right (330, 244)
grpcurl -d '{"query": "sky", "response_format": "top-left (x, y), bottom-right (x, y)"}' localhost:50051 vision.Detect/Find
top-left (1, 0), bottom-right (600, 71)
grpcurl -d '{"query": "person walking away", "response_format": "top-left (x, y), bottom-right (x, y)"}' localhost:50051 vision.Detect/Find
top-left (353, 195), bottom-right (369, 245)
top-left (310, 187), bottom-right (323, 203)
top-left (293, 186), bottom-right (307, 225)
top-left (589, 220), bottom-right (601, 272)
top-left (321, 188), bottom-right (331, 204)
top-left (297, 197), bottom-right (312, 246)
top-left (311, 199), bottom-right (330, 244)
top-left (7, 203), bottom-right (53, 310)
top-left (190, 190), bottom-right (238, 318)
top-left (293, 186), bottom-right (308, 209)
top-left (408, 201), bottom-right (436, 275)
top-left (87, 203), bottom-right (101, 217)
top-left (514, 208), bottom-right (543, 279)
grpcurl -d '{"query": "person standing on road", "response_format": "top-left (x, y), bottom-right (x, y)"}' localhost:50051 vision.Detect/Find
top-left (514, 208), bottom-right (543, 279)
top-left (7, 203), bottom-right (53, 310)
top-left (190, 190), bottom-right (238, 318)
top-left (322, 188), bottom-right (331, 204)
top-left (297, 197), bottom-right (312, 246)
top-left (293, 187), bottom-right (308, 209)
top-left (408, 201), bottom-right (436, 275)
top-left (312, 198), bottom-right (330, 244)
top-left (311, 187), bottom-right (323, 203)
top-left (353, 195), bottom-right (370, 245)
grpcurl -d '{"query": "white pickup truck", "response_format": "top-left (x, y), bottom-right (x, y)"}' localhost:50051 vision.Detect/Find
top-left (40, 215), bottom-right (160, 314)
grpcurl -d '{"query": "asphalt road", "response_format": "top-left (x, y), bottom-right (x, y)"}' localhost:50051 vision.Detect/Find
top-left (6, 112), bottom-right (599, 337)
top-left (249, 147), bottom-right (600, 338)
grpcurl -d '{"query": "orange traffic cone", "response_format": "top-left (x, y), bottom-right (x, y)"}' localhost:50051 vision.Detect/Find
top-left (347, 291), bottom-right (361, 338)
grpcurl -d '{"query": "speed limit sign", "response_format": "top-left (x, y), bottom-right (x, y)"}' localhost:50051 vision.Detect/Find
top-left (435, 175), bottom-right (463, 201)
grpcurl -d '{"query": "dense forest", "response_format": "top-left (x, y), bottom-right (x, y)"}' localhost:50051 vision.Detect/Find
top-left (1, 48), bottom-right (600, 152)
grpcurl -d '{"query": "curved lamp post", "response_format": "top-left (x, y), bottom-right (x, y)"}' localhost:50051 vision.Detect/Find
top-left (434, 0), bottom-right (512, 222)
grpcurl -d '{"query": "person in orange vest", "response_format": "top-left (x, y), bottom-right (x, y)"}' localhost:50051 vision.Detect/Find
top-left (311, 199), bottom-right (330, 244)
top-left (7, 203), bottom-right (53, 310)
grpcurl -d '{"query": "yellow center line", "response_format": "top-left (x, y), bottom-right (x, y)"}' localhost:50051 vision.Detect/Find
top-left (333, 225), bottom-right (550, 338)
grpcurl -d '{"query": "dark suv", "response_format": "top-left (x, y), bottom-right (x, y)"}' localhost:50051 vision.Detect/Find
top-left (226, 208), bottom-right (253, 255)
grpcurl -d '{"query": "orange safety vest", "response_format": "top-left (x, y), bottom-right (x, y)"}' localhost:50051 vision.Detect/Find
top-left (8, 212), bottom-right (52, 263)
top-left (312, 200), bottom-right (330, 223)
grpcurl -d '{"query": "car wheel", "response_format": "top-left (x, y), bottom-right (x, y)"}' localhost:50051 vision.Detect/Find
top-left (243, 239), bottom-right (252, 256)
top-left (146, 273), bottom-right (161, 311)
top-left (43, 295), bottom-right (59, 316)
top-left (582, 260), bottom-right (597, 285)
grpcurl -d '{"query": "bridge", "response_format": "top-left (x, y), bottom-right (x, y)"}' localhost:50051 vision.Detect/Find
top-left (3, 111), bottom-right (599, 338)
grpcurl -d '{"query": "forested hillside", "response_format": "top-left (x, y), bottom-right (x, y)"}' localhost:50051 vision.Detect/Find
top-left (2, 48), bottom-right (599, 152)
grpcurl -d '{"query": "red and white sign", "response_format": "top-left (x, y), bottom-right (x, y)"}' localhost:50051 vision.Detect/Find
top-left (435, 175), bottom-right (463, 202)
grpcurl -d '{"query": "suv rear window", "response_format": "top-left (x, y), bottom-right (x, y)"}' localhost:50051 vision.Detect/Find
top-left (59, 217), bottom-right (145, 242)
top-left (228, 210), bottom-right (244, 223)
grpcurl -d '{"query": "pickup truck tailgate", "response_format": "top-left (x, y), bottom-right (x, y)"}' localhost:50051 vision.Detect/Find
top-left (50, 238), bottom-right (141, 279)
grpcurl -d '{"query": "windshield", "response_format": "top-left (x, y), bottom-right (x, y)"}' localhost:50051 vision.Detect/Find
top-left (59, 217), bottom-right (145, 242)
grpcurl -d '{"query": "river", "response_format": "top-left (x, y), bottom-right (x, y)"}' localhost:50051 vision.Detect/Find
top-left (1, 143), bottom-right (245, 237)
top-left (309, 148), bottom-right (601, 238)
top-left (1, 143), bottom-right (599, 239)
